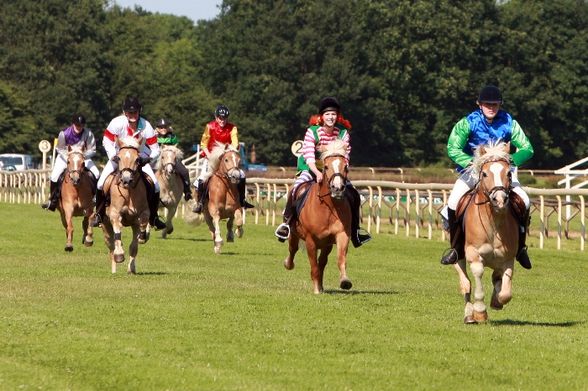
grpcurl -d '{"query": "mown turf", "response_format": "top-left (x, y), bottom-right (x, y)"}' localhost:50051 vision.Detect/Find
top-left (0, 203), bottom-right (586, 390)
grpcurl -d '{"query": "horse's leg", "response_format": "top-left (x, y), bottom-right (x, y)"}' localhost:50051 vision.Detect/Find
top-left (111, 213), bottom-right (125, 265)
top-left (335, 234), bottom-right (352, 290)
top-left (284, 233), bottom-right (299, 270)
top-left (317, 245), bottom-right (332, 292)
top-left (62, 208), bottom-right (75, 252)
top-left (491, 265), bottom-right (514, 309)
top-left (82, 208), bottom-right (94, 247)
top-left (454, 260), bottom-right (474, 324)
top-left (305, 240), bottom-right (322, 294)
top-left (226, 216), bottom-right (234, 242)
top-left (469, 259), bottom-right (487, 322)
top-left (128, 225), bottom-right (139, 275)
top-left (101, 220), bottom-right (117, 273)
top-left (137, 211), bottom-right (150, 244)
top-left (212, 212), bottom-right (223, 254)
top-left (234, 208), bottom-right (244, 238)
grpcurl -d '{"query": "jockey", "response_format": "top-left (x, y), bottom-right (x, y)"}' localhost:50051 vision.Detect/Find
top-left (91, 96), bottom-right (166, 230)
top-left (42, 113), bottom-right (99, 211)
top-left (154, 118), bottom-right (193, 201)
top-left (274, 97), bottom-right (372, 248)
top-left (192, 104), bottom-right (254, 213)
top-left (440, 85), bottom-right (534, 269)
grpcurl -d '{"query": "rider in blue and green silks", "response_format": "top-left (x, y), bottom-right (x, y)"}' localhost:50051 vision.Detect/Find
top-left (441, 85), bottom-right (534, 269)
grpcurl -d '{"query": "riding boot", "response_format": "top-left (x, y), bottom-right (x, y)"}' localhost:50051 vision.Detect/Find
top-left (147, 185), bottom-right (166, 231)
top-left (88, 171), bottom-right (98, 196)
top-left (176, 162), bottom-right (193, 201)
top-left (91, 189), bottom-right (106, 227)
top-left (346, 184), bottom-right (372, 248)
top-left (192, 179), bottom-right (206, 213)
top-left (516, 210), bottom-right (532, 269)
top-left (440, 208), bottom-right (465, 265)
top-left (238, 177), bottom-right (254, 209)
top-left (41, 180), bottom-right (60, 211)
top-left (274, 191), bottom-right (294, 241)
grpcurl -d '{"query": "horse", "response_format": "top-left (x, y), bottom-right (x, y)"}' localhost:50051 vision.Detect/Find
top-left (281, 139), bottom-right (353, 294)
top-left (58, 145), bottom-right (96, 252)
top-left (100, 137), bottom-right (151, 274)
top-left (203, 143), bottom-right (244, 254)
top-left (155, 145), bottom-right (184, 239)
top-left (453, 141), bottom-right (519, 324)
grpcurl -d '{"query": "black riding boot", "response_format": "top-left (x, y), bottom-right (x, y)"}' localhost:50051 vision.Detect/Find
top-left (91, 189), bottom-right (106, 227)
top-left (176, 162), bottom-right (193, 201)
top-left (88, 171), bottom-right (98, 196)
top-left (516, 210), bottom-right (532, 269)
top-left (274, 191), bottom-right (294, 241)
top-left (440, 208), bottom-right (465, 265)
top-left (346, 185), bottom-right (372, 248)
top-left (192, 179), bottom-right (206, 213)
top-left (41, 180), bottom-right (60, 211)
top-left (238, 177), bottom-right (254, 209)
top-left (147, 185), bottom-right (166, 230)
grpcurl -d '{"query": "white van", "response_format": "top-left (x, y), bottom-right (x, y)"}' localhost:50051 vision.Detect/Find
top-left (0, 153), bottom-right (35, 171)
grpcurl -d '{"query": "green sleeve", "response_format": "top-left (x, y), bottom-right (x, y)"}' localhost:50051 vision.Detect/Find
top-left (510, 120), bottom-right (534, 167)
top-left (447, 117), bottom-right (473, 168)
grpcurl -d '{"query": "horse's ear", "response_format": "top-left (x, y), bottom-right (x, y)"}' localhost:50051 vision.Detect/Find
top-left (68, 145), bottom-right (72, 152)
top-left (478, 146), bottom-right (486, 155)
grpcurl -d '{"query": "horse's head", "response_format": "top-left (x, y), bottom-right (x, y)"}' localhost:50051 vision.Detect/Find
top-left (210, 143), bottom-right (241, 184)
top-left (320, 139), bottom-right (349, 199)
top-left (66, 145), bottom-right (86, 186)
top-left (474, 142), bottom-right (512, 211)
top-left (116, 137), bottom-right (142, 188)
top-left (158, 145), bottom-right (183, 176)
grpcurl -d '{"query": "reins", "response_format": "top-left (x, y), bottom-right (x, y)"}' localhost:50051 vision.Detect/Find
top-left (474, 158), bottom-right (512, 206)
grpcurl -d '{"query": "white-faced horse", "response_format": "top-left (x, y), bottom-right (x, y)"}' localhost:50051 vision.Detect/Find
top-left (155, 145), bottom-right (184, 239)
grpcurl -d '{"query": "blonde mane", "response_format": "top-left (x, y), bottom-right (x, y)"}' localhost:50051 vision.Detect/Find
top-left (118, 136), bottom-right (141, 150)
top-left (156, 145), bottom-right (184, 170)
top-left (205, 142), bottom-right (239, 179)
top-left (320, 139), bottom-right (348, 160)
top-left (469, 140), bottom-right (511, 176)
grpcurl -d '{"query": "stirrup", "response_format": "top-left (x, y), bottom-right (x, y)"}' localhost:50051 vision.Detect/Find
top-left (242, 200), bottom-right (255, 209)
top-left (152, 217), bottom-right (167, 231)
top-left (357, 229), bottom-right (371, 245)
top-left (440, 248), bottom-right (459, 265)
top-left (41, 200), bottom-right (56, 211)
top-left (91, 214), bottom-right (102, 228)
top-left (274, 223), bottom-right (290, 242)
top-left (192, 202), bottom-right (203, 214)
top-left (184, 191), bottom-right (193, 201)
top-left (516, 246), bottom-right (532, 270)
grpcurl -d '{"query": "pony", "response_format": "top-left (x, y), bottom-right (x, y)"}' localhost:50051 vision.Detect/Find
top-left (155, 144), bottom-right (184, 239)
top-left (203, 142), bottom-right (244, 254)
top-left (58, 145), bottom-right (96, 252)
top-left (281, 139), bottom-right (353, 294)
top-left (100, 137), bottom-right (151, 274)
top-left (453, 141), bottom-right (519, 323)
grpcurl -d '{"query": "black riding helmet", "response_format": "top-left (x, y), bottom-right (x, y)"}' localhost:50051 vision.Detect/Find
top-left (72, 113), bottom-right (86, 125)
top-left (215, 104), bottom-right (230, 119)
top-left (155, 118), bottom-right (171, 128)
top-left (122, 96), bottom-right (142, 113)
top-left (478, 85), bottom-right (503, 103)
top-left (318, 97), bottom-right (341, 114)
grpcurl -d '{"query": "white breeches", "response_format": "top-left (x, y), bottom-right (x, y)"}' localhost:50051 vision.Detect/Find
top-left (97, 159), bottom-right (159, 192)
top-left (447, 170), bottom-right (529, 211)
top-left (50, 156), bottom-right (99, 182)
top-left (194, 158), bottom-right (245, 184)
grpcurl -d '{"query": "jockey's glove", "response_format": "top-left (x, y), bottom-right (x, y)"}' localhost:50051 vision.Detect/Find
top-left (111, 155), bottom-right (120, 164)
top-left (137, 156), bottom-right (151, 166)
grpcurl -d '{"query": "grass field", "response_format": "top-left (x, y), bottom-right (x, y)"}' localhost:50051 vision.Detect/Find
top-left (0, 203), bottom-right (586, 390)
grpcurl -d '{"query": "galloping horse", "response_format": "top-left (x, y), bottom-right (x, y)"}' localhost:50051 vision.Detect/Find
top-left (282, 139), bottom-right (353, 294)
top-left (58, 145), bottom-right (95, 252)
top-left (453, 141), bottom-right (519, 323)
top-left (100, 137), bottom-right (151, 274)
top-left (155, 145), bottom-right (184, 239)
top-left (203, 143), bottom-right (244, 254)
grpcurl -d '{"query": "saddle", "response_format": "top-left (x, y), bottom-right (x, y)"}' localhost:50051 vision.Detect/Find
top-left (291, 180), bottom-right (315, 220)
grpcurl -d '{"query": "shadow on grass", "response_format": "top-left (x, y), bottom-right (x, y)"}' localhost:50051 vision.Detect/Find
top-left (135, 271), bottom-right (168, 276)
top-left (489, 319), bottom-right (584, 327)
top-left (323, 289), bottom-right (399, 295)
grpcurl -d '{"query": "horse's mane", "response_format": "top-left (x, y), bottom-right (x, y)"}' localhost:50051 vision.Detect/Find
top-left (68, 145), bottom-right (85, 155)
top-left (320, 139), bottom-right (348, 160)
top-left (205, 142), bottom-right (239, 179)
top-left (469, 140), bottom-right (511, 176)
top-left (118, 136), bottom-right (141, 150)
top-left (156, 145), bottom-right (184, 170)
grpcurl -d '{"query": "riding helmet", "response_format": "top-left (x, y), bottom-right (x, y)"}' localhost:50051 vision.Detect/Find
top-left (155, 118), bottom-right (171, 128)
top-left (215, 104), bottom-right (230, 119)
top-left (478, 85), bottom-right (503, 103)
top-left (72, 113), bottom-right (86, 125)
top-left (318, 97), bottom-right (341, 114)
top-left (122, 96), bottom-right (142, 113)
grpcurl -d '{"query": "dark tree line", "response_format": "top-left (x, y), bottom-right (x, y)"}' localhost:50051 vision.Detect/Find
top-left (1, 0), bottom-right (587, 169)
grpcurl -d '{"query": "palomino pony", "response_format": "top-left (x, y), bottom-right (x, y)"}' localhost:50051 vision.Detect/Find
top-left (100, 137), bottom-right (151, 274)
top-left (155, 145), bottom-right (184, 239)
top-left (282, 139), bottom-right (353, 294)
top-left (203, 143), bottom-right (244, 254)
top-left (453, 141), bottom-right (519, 324)
top-left (58, 145), bottom-right (95, 252)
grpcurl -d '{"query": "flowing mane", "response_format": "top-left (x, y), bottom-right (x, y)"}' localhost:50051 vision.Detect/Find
top-left (320, 139), bottom-right (348, 160)
top-left (156, 145), bottom-right (184, 170)
top-left (205, 142), bottom-right (239, 179)
top-left (469, 140), bottom-right (511, 176)
top-left (118, 136), bottom-right (141, 149)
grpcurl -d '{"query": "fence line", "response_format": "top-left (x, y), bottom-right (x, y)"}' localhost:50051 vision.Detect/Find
top-left (2, 170), bottom-right (586, 251)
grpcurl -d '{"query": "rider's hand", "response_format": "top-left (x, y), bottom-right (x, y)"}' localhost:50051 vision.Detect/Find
top-left (315, 171), bottom-right (323, 184)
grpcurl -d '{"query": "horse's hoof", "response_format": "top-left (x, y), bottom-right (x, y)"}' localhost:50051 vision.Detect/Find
top-left (114, 254), bottom-right (125, 264)
top-left (473, 310), bottom-right (488, 323)
top-left (464, 315), bottom-right (477, 324)
top-left (227, 236), bottom-right (234, 243)
top-left (64, 245), bottom-right (73, 252)
top-left (283, 259), bottom-right (294, 270)
top-left (340, 279), bottom-right (353, 290)
top-left (137, 231), bottom-right (148, 244)
top-left (167, 227), bottom-right (173, 235)
top-left (236, 228), bottom-right (243, 238)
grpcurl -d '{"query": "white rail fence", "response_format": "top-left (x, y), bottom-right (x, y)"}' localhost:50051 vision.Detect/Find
top-left (2, 170), bottom-right (586, 251)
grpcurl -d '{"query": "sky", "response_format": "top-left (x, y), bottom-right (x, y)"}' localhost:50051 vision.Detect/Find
top-left (111, 0), bottom-right (222, 22)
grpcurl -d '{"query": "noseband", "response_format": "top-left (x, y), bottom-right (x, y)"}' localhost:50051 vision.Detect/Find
top-left (475, 158), bottom-right (512, 205)
top-left (66, 151), bottom-right (85, 183)
top-left (319, 154), bottom-right (348, 199)
top-left (116, 146), bottom-right (141, 186)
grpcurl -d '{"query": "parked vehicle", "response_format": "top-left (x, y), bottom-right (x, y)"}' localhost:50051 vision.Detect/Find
top-left (0, 153), bottom-right (35, 171)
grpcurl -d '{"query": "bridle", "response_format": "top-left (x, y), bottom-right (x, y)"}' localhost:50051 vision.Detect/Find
top-left (318, 154), bottom-right (348, 200)
top-left (66, 150), bottom-right (85, 185)
top-left (475, 158), bottom-right (512, 206)
top-left (116, 145), bottom-right (141, 188)
top-left (216, 150), bottom-right (241, 185)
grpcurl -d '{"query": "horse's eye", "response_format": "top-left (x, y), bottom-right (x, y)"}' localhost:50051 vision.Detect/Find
top-left (507, 172), bottom-right (512, 178)
top-left (482, 172), bottom-right (488, 178)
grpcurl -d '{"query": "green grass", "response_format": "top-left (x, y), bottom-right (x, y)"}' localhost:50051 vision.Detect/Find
top-left (0, 204), bottom-right (586, 390)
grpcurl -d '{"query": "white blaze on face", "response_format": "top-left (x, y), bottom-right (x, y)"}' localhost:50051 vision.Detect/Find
top-left (72, 153), bottom-right (82, 169)
top-left (489, 162), bottom-right (505, 188)
top-left (489, 162), bottom-right (507, 207)
top-left (331, 158), bottom-right (343, 189)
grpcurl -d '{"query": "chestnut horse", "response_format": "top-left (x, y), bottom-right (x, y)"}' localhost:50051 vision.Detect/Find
top-left (58, 145), bottom-right (95, 252)
top-left (282, 139), bottom-right (353, 294)
top-left (155, 145), bottom-right (184, 239)
top-left (203, 143), bottom-right (244, 254)
top-left (453, 141), bottom-right (519, 324)
top-left (100, 137), bottom-right (151, 274)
